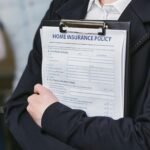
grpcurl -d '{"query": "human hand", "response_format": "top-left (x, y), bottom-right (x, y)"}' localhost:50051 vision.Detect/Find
top-left (27, 84), bottom-right (58, 127)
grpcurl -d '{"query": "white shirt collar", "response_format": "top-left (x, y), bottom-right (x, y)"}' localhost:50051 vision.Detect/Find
top-left (87, 0), bottom-right (131, 14)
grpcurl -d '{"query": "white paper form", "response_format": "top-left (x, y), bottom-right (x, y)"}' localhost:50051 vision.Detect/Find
top-left (41, 26), bottom-right (127, 119)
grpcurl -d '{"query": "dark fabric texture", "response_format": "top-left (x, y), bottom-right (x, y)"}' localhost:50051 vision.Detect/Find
top-left (4, 0), bottom-right (150, 149)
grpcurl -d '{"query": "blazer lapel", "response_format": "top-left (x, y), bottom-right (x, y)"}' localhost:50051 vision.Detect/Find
top-left (56, 0), bottom-right (89, 19)
top-left (119, 0), bottom-right (150, 55)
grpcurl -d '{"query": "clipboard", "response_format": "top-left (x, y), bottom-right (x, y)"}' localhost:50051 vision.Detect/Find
top-left (41, 19), bottom-right (130, 117)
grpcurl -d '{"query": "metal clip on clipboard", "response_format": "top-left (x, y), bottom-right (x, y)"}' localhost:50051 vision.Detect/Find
top-left (59, 19), bottom-right (108, 35)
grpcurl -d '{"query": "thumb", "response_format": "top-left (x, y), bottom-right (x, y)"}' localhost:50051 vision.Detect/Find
top-left (34, 84), bottom-right (48, 95)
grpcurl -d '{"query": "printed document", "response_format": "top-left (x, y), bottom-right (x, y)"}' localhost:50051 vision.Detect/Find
top-left (40, 26), bottom-right (127, 119)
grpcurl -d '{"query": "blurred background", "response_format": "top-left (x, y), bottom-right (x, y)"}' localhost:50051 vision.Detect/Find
top-left (0, 0), bottom-right (52, 149)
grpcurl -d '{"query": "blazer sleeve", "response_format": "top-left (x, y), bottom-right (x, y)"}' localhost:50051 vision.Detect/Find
top-left (4, 1), bottom-right (77, 150)
top-left (41, 71), bottom-right (150, 150)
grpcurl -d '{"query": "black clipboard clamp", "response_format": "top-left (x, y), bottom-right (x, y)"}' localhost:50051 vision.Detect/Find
top-left (59, 19), bottom-right (108, 35)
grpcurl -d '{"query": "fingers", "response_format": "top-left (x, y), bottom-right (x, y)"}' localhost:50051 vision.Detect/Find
top-left (27, 85), bottom-right (58, 128)
top-left (34, 84), bottom-right (47, 95)
top-left (34, 84), bottom-right (53, 96)
top-left (27, 94), bottom-right (43, 127)
top-left (27, 94), bottom-right (37, 103)
top-left (34, 84), bottom-right (42, 94)
top-left (27, 94), bottom-right (38, 112)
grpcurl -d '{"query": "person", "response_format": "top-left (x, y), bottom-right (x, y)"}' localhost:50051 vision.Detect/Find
top-left (4, 0), bottom-right (150, 149)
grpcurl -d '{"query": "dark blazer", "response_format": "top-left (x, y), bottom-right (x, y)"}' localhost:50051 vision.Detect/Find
top-left (5, 0), bottom-right (150, 149)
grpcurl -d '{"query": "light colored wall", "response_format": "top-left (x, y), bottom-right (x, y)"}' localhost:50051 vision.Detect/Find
top-left (0, 0), bottom-right (52, 89)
